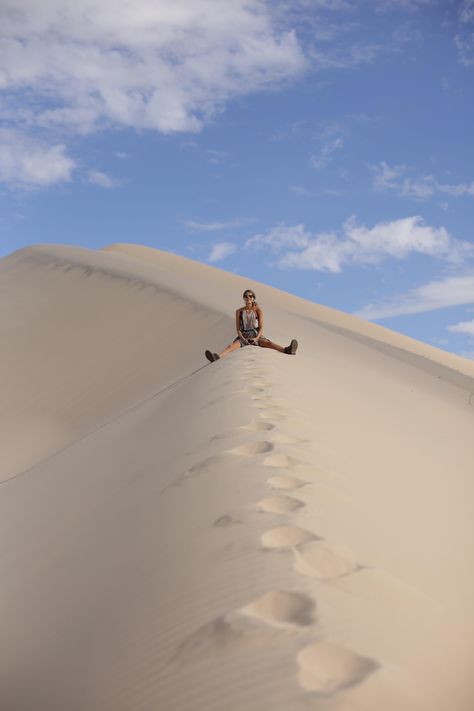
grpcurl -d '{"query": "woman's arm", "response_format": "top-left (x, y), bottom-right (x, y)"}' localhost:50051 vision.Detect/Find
top-left (255, 306), bottom-right (263, 340)
top-left (235, 308), bottom-right (247, 343)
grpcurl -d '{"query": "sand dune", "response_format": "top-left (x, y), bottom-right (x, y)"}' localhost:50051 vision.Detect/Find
top-left (0, 243), bottom-right (473, 710)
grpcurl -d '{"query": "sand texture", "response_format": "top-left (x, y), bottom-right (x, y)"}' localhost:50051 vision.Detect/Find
top-left (0, 243), bottom-right (473, 711)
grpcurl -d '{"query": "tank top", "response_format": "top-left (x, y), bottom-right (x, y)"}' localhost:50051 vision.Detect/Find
top-left (241, 308), bottom-right (258, 331)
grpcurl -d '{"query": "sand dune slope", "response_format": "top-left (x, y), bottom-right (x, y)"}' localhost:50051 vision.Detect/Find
top-left (0, 244), bottom-right (473, 711)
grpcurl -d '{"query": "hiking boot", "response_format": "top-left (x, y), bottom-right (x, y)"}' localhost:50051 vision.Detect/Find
top-left (284, 339), bottom-right (298, 355)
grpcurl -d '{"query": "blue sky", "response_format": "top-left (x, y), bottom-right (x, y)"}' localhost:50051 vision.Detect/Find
top-left (1, 0), bottom-right (473, 357)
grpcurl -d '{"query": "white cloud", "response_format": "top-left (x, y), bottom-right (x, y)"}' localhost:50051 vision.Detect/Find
top-left (0, 1), bottom-right (308, 189)
top-left (355, 274), bottom-right (474, 320)
top-left (0, 128), bottom-right (75, 188)
top-left (371, 162), bottom-right (474, 200)
top-left (87, 170), bottom-right (121, 188)
top-left (246, 216), bottom-right (471, 273)
top-left (0, 0), bottom-right (305, 137)
top-left (208, 242), bottom-right (237, 262)
top-left (448, 319), bottom-right (474, 336)
top-left (246, 222), bottom-right (313, 251)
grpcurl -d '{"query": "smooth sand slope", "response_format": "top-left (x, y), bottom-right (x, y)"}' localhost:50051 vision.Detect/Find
top-left (0, 243), bottom-right (473, 711)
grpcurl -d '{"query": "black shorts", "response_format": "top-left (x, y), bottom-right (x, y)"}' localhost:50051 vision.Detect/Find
top-left (233, 332), bottom-right (270, 347)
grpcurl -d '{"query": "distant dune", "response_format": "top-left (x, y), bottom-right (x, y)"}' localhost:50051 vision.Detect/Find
top-left (0, 243), bottom-right (473, 711)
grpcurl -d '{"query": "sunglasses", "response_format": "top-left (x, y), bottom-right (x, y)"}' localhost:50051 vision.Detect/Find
top-left (244, 294), bottom-right (255, 299)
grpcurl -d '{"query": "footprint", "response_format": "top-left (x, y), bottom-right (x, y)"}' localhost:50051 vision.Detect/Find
top-left (213, 514), bottom-right (241, 527)
top-left (264, 453), bottom-right (301, 468)
top-left (255, 402), bottom-right (286, 411)
top-left (187, 453), bottom-right (230, 477)
top-left (239, 590), bottom-right (316, 627)
top-left (209, 430), bottom-right (240, 443)
top-left (231, 441), bottom-right (274, 456)
top-left (297, 642), bottom-right (378, 694)
top-left (261, 525), bottom-right (318, 550)
top-left (241, 420), bottom-right (275, 432)
top-left (259, 495), bottom-right (305, 514)
top-left (293, 542), bottom-right (358, 579)
top-left (267, 474), bottom-right (306, 490)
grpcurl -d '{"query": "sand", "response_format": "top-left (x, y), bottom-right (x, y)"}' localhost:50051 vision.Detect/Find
top-left (0, 242), bottom-right (473, 711)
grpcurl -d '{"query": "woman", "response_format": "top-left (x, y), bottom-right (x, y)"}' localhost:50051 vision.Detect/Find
top-left (205, 289), bottom-right (298, 362)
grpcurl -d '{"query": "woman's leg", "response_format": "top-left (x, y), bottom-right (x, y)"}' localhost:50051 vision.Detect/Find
top-left (219, 340), bottom-right (242, 358)
top-left (257, 339), bottom-right (285, 353)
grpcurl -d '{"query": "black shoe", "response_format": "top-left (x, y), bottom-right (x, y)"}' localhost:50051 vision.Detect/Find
top-left (285, 339), bottom-right (298, 355)
top-left (205, 350), bottom-right (216, 362)
top-left (213, 353), bottom-right (220, 360)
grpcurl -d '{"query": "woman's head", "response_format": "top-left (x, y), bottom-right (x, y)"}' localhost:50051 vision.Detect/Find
top-left (243, 289), bottom-right (257, 310)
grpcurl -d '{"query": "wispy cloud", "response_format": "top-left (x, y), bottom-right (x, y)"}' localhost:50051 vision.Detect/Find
top-left (355, 273), bottom-right (474, 320)
top-left (375, 0), bottom-right (434, 10)
top-left (270, 120), bottom-right (307, 142)
top-left (208, 242), bottom-right (237, 263)
top-left (455, 33), bottom-right (474, 67)
top-left (459, 0), bottom-right (474, 23)
top-left (311, 136), bottom-right (344, 170)
top-left (448, 318), bottom-right (474, 336)
top-left (207, 149), bottom-right (228, 165)
top-left (371, 162), bottom-right (474, 200)
top-left (184, 218), bottom-right (252, 232)
top-left (289, 185), bottom-right (311, 196)
top-left (0, 128), bottom-right (75, 189)
top-left (246, 216), bottom-right (472, 273)
top-left (455, 0), bottom-right (474, 66)
top-left (87, 170), bottom-right (121, 189)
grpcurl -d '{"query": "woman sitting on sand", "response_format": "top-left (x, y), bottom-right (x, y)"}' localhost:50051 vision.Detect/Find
top-left (205, 289), bottom-right (298, 362)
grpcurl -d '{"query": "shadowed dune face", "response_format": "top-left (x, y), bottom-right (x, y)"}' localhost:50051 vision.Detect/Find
top-left (0, 243), bottom-right (474, 711)
top-left (0, 248), bottom-right (232, 479)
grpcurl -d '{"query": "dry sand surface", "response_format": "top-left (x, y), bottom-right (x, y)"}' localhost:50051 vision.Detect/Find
top-left (0, 243), bottom-right (473, 711)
